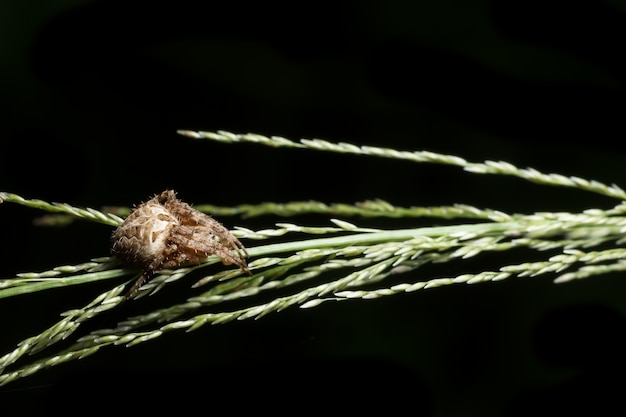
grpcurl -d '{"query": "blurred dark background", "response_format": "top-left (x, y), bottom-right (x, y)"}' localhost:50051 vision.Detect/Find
top-left (2, 1), bottom-right (626, 415)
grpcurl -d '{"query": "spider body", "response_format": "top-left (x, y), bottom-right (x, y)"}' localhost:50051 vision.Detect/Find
top-left (111, 190), bottom-right (250, 296)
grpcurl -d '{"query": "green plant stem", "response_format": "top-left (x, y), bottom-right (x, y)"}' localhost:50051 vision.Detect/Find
top-left (0, 192), bottom-right (122, 226)
top-left (178, 130), bottom-right (626, 200)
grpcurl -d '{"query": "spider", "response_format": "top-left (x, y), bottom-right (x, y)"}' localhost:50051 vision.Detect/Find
top-left (111, 190), bottom-right (250, 297)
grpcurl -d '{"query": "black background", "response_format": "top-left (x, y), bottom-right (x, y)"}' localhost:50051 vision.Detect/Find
top-left (2, 1), bottom-right (626, 415)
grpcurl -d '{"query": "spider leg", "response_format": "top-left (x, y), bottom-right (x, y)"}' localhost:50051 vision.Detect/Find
top-left (168, 224), bottom-right (251, 274)
top-left (125, 270), bottom-right (153, 299)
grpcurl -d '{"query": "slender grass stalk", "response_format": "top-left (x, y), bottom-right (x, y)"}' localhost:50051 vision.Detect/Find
top-left (177, 130), bottom-right (626, 200)
top-left (1, 130), bottom-right (625, 386)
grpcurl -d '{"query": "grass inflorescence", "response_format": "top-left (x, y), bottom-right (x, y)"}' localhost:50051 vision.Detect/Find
top-left (1, 130), bottom-right (625, 385)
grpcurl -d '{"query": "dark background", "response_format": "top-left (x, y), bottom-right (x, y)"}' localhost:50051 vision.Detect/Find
top-left (2, 1), bottom-right (626, 415)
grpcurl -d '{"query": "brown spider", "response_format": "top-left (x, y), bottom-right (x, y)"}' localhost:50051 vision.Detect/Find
top-left (111, 190), bottom-right (250, 297)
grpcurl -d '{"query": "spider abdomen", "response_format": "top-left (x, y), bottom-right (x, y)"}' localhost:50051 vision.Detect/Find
top-left (111, 190), bottom-right (250, 296)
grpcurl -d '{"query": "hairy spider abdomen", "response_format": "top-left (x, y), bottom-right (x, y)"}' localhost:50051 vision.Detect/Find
top-left (111, 190), bottom-right (250, 295)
